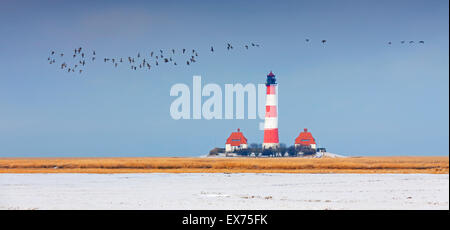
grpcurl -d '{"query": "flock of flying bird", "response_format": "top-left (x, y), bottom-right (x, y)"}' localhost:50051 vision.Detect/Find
top-left (388, 40), bottom-right (425, 45)
top-left (47, 47), bottom-right (94, 74)
top-left (47, 38), bottom-right (425, 74)
top-left (47, 42), bottom-right (262, 74)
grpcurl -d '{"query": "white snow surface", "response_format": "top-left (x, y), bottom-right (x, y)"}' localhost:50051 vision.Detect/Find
top-left (0, 173), bottom-right (448, 210)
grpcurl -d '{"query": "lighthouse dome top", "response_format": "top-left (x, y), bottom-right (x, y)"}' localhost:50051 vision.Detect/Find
top-left (266, 71), bottom-right (277, 86)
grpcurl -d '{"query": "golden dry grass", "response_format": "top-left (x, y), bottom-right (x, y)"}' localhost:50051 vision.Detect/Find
top-left (0, 156), bottom-right (448, 174)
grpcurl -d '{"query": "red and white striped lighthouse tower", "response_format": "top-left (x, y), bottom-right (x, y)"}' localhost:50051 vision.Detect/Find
top-left (263, 71), bottom-right (279, 149)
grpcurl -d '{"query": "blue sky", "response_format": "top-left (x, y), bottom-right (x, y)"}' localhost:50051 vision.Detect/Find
top-left (0, 0), bottom-right (448, 157)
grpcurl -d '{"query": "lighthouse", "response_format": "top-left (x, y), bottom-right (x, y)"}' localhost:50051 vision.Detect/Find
top-left (262, 71), bottom-right (279, 149)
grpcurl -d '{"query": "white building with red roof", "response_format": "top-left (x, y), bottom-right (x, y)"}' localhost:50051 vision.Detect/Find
top-left (295, 128), bottom-right (317, 149)
top-left (225, 128), bottom-right (248, 152)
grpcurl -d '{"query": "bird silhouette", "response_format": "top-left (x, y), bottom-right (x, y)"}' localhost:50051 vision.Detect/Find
top-left (211, 46), bottom-right (214, 52)
top-left (322, 40), bottom-right (327, 44)
top-left (419, 41), bottom-right (425, 44)
top-left (305, 39), bottom-right (310, 42)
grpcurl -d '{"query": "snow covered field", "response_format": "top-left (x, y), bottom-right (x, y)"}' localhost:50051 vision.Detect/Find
top-left (0, 173), bottom-right (448, 210)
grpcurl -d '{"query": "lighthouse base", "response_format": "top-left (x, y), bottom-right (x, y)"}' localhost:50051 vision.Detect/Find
top-left (262, 143), bottom-right (279, 149)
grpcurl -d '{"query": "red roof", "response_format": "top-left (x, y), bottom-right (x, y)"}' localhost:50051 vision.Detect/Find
top-left (295, 128), bottom-right (316, 146)
top-left (226, 128), bottom-right (248, 146)
top-left (267, 71), bottom-right (275, 77)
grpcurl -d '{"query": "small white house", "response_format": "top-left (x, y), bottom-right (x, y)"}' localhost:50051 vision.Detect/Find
top-left (225, 128), bottom-right (248, 152)
top-left (295, 128), bottom-right (317, 149)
